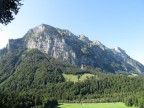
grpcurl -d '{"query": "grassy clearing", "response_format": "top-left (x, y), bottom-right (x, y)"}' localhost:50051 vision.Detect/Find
top-left (57, 103), bottom-right (136, 108)
top-left (63, 73), bottom-right (96, 82)
top-left (128, 73), bottom-right (138, 77)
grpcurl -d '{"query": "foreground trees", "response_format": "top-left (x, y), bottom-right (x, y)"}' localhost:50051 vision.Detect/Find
top-left (0, 92), bottom-right (58, 108)
top-left (124, 95), bottom-right (144, 108)
top-left (0, 0), bottom-right (22, 25)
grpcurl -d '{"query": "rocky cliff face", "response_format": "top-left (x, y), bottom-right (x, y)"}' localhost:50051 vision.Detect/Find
top-left (24, 24), bottom-right (77, 65)
top-left (2, 24), bottom-right (144, 73)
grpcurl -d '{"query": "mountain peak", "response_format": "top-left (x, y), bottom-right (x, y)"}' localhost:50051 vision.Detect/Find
top-left (33, 24), bottom-right (56, 32)
top-left (92, 40), bottom-right (107, 50)
top-left (78, 34), bottom-right (91, 43)
top-left (92, 40), bottom-right (102, 45)
top-left (114, 47), bottom-right (126, 54)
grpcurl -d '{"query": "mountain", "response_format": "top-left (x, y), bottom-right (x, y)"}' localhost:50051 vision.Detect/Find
top-left (0, 24), bottom-right (144, 74)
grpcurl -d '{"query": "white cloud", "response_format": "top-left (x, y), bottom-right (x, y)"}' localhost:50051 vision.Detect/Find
top-left (0, 31), bottom-right (8, 49)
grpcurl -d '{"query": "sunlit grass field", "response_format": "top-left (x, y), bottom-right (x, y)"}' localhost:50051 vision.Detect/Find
top-left (63, 73), bottom-right (96, 82)
top-left (57, 103), bottom-right (136, 108)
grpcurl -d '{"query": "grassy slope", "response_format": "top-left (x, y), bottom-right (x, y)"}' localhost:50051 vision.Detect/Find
top-left (128, 73), bottom-right (138, 77)
top-left (63, 73), bottom-right (96, 82)
top-left (58, 103), bottom-right (136, 108)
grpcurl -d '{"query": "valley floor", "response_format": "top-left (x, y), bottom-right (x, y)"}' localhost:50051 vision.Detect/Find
top-left (57, 102), bottom-right (136, 108)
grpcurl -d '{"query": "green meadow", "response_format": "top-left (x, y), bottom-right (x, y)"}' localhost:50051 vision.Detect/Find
top-left (58, 103), bottom-right (136, 108)
top-left (63, 73), bottom-right (96, 82)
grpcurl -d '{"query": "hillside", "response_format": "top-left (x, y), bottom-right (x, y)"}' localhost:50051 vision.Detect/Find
top-left (0, 49), bottom-right (87, 91)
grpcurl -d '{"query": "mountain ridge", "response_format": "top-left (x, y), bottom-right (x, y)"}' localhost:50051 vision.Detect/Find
top-left (0, 24), bottom-right (144, 73)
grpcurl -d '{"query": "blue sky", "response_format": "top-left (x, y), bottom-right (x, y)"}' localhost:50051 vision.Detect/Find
top-left (0, 0), bottom-right (144, 64)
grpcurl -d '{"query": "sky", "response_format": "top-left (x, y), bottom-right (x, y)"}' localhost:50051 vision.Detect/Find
top-left (0, 0), bottom-right (144, 64)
